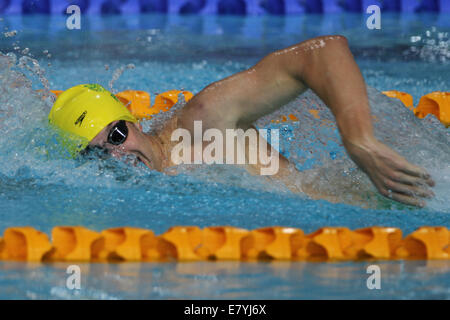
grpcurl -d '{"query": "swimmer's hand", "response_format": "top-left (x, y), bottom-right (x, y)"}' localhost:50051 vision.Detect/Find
top-left (343, 137), bottom-right (435, 207)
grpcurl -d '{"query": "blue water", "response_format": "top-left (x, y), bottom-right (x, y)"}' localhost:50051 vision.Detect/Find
top-left (1, 260), bottom-right (449, 299)
top-left (0, 13), bottom-right (449, 299)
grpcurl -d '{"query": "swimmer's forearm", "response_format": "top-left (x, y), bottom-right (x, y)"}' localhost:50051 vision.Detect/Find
top-left (284, 36), bottom-right (435, 206)
top-left (286, 35), bottom-right (375, 145)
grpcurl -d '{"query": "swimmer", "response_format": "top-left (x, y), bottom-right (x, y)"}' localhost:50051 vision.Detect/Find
top-left (49, 35), bottom-right (435, 207)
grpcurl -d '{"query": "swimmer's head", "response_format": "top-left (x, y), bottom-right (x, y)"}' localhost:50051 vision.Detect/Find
top-left (48, 84), bottom-right (137, 156)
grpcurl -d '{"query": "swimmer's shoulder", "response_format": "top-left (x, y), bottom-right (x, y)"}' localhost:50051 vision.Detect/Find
top-left (178, 90), bottom-right (239, 131)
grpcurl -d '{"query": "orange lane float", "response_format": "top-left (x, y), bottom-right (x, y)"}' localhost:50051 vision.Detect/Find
top-left (272, 90), bottom-right (449, 127)
top-left (1, 227), bottom-right (52, 261)
top-left (351, 227), bottom-right (403, 259)
top-left (115, 89), bottom-right (193, 120)
top-left (241, 227), bottom-right (304, 260)
top-left (414, 92), bottom-right (450, 127)
top-left (382, 90), bottom-right (414, 110)
top-left (44, 226), bottom-right (103, 262)
top-left (98, 227), bottom-right (157, 261)
top-left (395, 227), bottom-right (449, 259)
top-left (382, 90), bottom-right (449, 127)
top-left (195, 226), bottom-right (250, 260)
top-left (0, 226), bottom-right (448, 262)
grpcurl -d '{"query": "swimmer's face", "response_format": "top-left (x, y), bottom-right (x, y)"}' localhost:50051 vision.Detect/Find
top-left (89, 120), bottom-right (145, 160)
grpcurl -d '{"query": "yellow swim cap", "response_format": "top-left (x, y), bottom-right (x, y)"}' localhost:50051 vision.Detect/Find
top-left (48, 84), bottom-right (137, 155)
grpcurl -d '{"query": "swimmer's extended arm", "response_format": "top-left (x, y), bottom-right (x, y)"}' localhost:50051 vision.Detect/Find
top-left (186, 35), bottom-right (435, 207)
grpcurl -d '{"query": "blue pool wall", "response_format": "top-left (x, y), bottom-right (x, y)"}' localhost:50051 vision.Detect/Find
top-left (0, 0), bottom-right (449, 15)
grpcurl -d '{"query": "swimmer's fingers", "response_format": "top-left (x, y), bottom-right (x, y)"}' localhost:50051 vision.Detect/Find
top-left (344, 137), bottom-right (435, 207)
top-left (383, 175), bottom-right (435, 199)
top-left (377, 169), bottom-right (436, 207)
top-left (390, 170), bottom-right (435, 189)
top-left (384, 190), bottom-right (426, 208)
top-left (380, 146), bottom-right (435, 189)
top-left (395, 161), bottom-right (435, 187)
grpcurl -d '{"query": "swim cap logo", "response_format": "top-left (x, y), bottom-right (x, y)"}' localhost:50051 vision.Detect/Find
top-left (75, 111), bottom-right (87, 126)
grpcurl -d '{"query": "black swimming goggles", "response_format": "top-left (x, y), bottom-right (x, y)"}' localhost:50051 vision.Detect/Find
top-left (107, 120), bottom-right (128, 146)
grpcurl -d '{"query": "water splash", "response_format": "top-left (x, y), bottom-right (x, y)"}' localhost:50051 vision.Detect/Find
top-left (256, 87), bottom-right (449, 211)
top-left (405, 27), bottom-right (450, 63)
top-left (16, 55), bottom-right (50, 91)
top-left (0, 49), bottom-right (448, 211)
top-left (108, 64), bottom-right (135, 93)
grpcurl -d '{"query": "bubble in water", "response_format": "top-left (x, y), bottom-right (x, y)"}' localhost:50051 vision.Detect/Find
top-left (3, 30), bottom-right (17, 37)
top-left (406, 27), bottom-right (450, 63)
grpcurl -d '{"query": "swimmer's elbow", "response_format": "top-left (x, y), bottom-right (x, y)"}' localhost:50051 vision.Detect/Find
top-left (279, 35), bottom-right (350, 83)
top-left (297, 35), bottom-right (352, 83)
top-left (317, 34), bottom-right (348, 46)
top-left (306, 35), bottom-right (350, 59)
top-left (320, 35), bottom-right (350, 55)
top-left (330, 35), bottom-right (348, 44)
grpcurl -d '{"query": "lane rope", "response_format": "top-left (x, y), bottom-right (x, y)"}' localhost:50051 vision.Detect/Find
top-left (0, 226), bottom-right (448, 262)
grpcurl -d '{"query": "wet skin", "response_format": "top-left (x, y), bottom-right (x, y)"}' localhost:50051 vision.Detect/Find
top-left (89, 35), bottom-right (435, 208)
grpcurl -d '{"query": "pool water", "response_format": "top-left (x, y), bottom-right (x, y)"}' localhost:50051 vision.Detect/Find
top-left (0, 13), bottom-right (449, 299)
